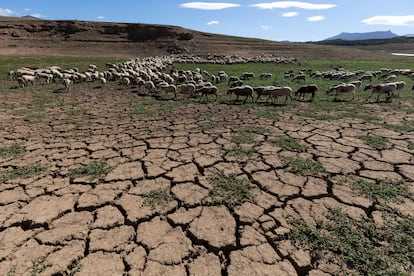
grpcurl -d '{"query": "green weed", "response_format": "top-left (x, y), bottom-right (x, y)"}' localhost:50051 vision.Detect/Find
top-left (142, 188), bottom-right (176, 210)
top-left (290, 208), bottom-right (414, 275)
top-left (270, 137), bottom-right (308, 152)
top-left (208, 171), bottom-right (254, 208)
top-left (0, 144), bottom-right (25, 158)
top-left (358, 134), bottom-right (389, 150)
top-left (284, 157), bottom-right (325, 176)
top-left (351, 178), bottom-right (410, 203)
top-left (68, 160), bottom-right (111, 180)
top-left (1, 165), bottom-right (47, 181)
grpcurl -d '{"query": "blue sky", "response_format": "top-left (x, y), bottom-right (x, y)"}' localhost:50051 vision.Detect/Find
top-left (1, 1), bottom-right (414, 41)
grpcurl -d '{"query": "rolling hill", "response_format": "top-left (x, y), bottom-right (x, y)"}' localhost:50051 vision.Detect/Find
top-left (1, 16), bottom-right (413, 60)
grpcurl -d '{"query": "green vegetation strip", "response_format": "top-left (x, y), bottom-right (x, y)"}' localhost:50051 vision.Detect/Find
top-left (68, 160), bottom-right (111, 180)
top-left (270, 137), bottom-right (308, 152)
top-left (142, 188), bottom-right (176, 210)
top-left (357, 134), bottom-right (389, 150)
top-left (290, 208), bottom-right (414, 275)
top-left (0, 144), bottom-right (25, 158)
top-left (1, 165), bottom-right (47, 181)
top-left (208, 171), bottom-right (254, 208)
top-left (284, 157), bottom-right (325, 176)
top-left (351, 177), bottom-right (410, 203)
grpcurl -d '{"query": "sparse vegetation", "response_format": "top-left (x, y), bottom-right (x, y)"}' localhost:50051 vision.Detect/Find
top-left (0, 144), bottom-right (25, 158)
top-left (408, 141), bottom-right (414, 150)
top-left (68, 160), bottom-right (111, 180)
top-left (142, 188), bottom-right (176, 210)
top-left (284, 157), bottom-right (325, 176)
top-left (351, 177), bottom-right (410, 203)
top-left (290, 208), bottom-right (414, 275)
top-left (358, 134), bottom-right (389, 150)
top-left (208, 171), bottom-right (254, 208)
top-left (30, 256), bottom-right (52, 276)
top-left (1, 164), bottom-right (47, 181)
top-left (270, 136), bottom-right (308, 152)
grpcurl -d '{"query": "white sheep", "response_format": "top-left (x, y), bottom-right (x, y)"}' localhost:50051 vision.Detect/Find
top-left (63, 78), bottom-right (72, 91)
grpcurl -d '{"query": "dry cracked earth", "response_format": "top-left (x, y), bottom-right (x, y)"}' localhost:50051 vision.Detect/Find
top-left (0, 82), bottom-right (413, 275)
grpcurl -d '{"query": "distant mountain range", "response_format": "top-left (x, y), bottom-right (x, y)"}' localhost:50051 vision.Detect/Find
top-left (325, 31), bottom-right (399, 41)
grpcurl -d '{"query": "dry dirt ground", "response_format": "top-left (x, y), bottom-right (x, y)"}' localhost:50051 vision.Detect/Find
top-left (0, 80), bottom-right (414, 275)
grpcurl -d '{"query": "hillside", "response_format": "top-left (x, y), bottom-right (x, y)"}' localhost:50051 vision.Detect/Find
top-left (1, 16), bottom-right (413, 60)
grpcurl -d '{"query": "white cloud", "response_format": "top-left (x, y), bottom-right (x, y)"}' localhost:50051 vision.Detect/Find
top-left (282, 11), bottom-right (298, 17)
top-left (97, 16), bottom-right (105, 20)
top-left (307, 15), bottom-right (325, 22)
top-left (207, 20), bottom-right (219, 25)
top-left (29, 13), bottom-right (43, 18)
top-left (251, 1), bottom-right (336, 10)
top-left (24, 8), bottom-right (31, 12)
top-left (0, 8), bottom-right (17, 16)
top-left (261, 25), bottom-right (270, 30)
top-left (362, 15), bottom-right (414, 26)
top-left (180, 2), bottom-right (240, 10)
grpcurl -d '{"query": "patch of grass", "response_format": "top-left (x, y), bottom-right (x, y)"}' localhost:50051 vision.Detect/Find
top-left (225, 145), bottom-right (257, 159)
top-left (383, 123), bottom-right (414, 133)
top-left (357, 134), bottom-right (389, 150)
top-left (198, 121), bottom-right (221, 131)
top-left (23, 113), bottom-right (47, 122)
top-left (1, 165), bottom-right (47, 181)
top-left (0, 144), bottom-right (25, 158)
top-left (142, 188), bottom-right (176, 210)
top-left (240, 125), bottom-right (267, 135)
top-left (208, 171), bottom-right (254, 208)
top-left (270, 137), bottom-right (308, 152)
top-left (231, 133), bottom-right (256, 144)
top-left (256, 110), bottom-right (279, 120)
top-left (30, 256), bottom-right (52, 276)
top-left (284, 157), bottom-right (325, 176)
top-left (68, 160), bottom-right (111, 180)
top-left (65, 109), bottom-right (86, 116)
top-left (351, 177), bottom-right (410, 203)
top-left (290, 208), bottom-right (414, 275)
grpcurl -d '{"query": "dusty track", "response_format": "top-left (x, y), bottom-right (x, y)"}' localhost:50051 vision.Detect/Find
top-left (0, 81), bottom-right (413, 275)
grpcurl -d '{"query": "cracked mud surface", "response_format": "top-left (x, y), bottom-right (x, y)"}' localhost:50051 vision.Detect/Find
top-left (1, 84), bottom-right (413, 275)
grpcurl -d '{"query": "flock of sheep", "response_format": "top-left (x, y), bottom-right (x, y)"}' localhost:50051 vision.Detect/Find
top-left (7, 54), bottom-right (414, 104)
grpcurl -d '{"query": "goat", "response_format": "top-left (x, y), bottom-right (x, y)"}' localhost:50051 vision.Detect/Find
top-left (364, 83), bottom-right (397, 102)
top-left (227, 85), bottom-right (254, 103)
top-left (327, 83), bottom-right (356, 101)
top-left (295, 84), bottom-right (318, 101)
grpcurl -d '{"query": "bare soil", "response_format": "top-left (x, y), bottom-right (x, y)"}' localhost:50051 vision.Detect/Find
top-left (0, 81), bottom-right (413, 275)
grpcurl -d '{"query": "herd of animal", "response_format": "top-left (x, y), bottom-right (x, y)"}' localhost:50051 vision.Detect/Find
top-left (7, 54), bottom-right (414, 104)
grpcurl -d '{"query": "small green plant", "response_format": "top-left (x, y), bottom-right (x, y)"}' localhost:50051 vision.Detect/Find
top-left (240, 125), bottom-right (266, 135)
top-left (270, 137), bottom-right (308, 152)
top-left (284, 157), bottom-right (325, 176)
top-left (208, 171), bottom-right (254, 208)
top-left (408, 141), bottom-right (414, 150)
top-left (30, 256), bottom-right (52, 276)
top-left (0, 144), bottom-right (25, 158)
top-left (1, 165), bottom-right (47, 181)
top-left (290, 208), bottom-right (414, 275)
top-left (358, 134), bottom-right (389, 150)
top-left (68, 160), bottom-right (111, 180)
top-left (225, 145), bottom-right (257, 159)
top-left (351, 177), bottom-right (410, 203)
top-left (142, 188), bottom-right (176, 210)
top-left (198, 121), bottom-right (221, 131)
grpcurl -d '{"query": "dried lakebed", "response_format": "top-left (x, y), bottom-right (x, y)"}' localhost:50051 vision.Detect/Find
top-left (0, 86), bottom-right (413, 275)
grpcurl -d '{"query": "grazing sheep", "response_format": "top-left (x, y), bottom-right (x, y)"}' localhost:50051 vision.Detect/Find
top-left (292, 73), bottom-right (306, 82)
top-left (392, 81), bottom-right (405, 98)
top-left (259, 73), bottom-right (272, 80)
top-left (177, 83), bottom-right (196, 99)
top-left (240, 72), bottom-right (254, 80)
top-left (359, 74), bottom-right (374, 82)
top-left (349, 80), bottom-right (362, 91)
top-left (253, 86), bottom-right (273, 103)
top-left (227, 85), bottom-right (254, 103)
top-left (160, 84), bottom-right (177, 99)
top-left (295, 84), bottom-right (318, 101)
top-left (17, 75), bottom-right (36, 87)
top-left (63, 78), bottom-right (72, 91)
top-left (364, 83), bottom-right (397, 102)
top-left (383, 74), bottom-right (397, 82)
top-left (197, 85), bottom-right (219, 101)
top-left (268, 86), bottom-right (293, 104)
top-left (327, 83), bottom-right (356, 101)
